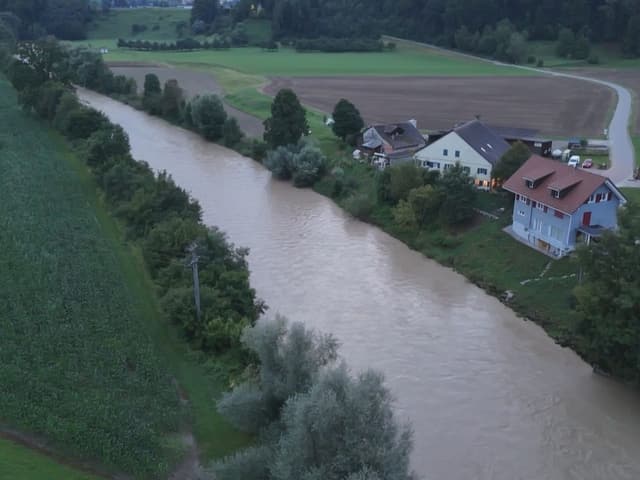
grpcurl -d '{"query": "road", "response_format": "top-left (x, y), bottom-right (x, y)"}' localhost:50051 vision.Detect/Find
top-left (386, 36), bottom-right (637, 186)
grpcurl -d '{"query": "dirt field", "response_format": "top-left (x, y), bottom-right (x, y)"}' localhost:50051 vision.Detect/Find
top-left (108, 63), bottom-right (265, 137)
top-left (572, 69), bottom-right (640, 134)
top-left (264, 76), bottom-right (614, 138)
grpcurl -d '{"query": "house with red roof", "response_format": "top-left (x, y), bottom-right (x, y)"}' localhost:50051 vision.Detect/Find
top-left (502, 155), bottom-right (626, 258)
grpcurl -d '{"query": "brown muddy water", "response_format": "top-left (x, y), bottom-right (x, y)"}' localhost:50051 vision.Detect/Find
top-left (78, 88), bottom-right (640, 480)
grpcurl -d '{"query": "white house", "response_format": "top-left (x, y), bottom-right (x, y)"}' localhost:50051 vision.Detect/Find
top-left (414, 119), bottom-right (510, 188)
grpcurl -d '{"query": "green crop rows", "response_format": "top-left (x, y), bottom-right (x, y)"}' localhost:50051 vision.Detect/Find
top-left (0, 79), bottom-right (183, 478)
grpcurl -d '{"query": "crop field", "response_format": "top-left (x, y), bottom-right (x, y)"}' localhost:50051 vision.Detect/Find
top-left (0, 437), bottom-right (100, 480)
top-left (0, 79), bottom-right (183, 477)
top-left (87, 7), bottom-right (189, 41)
top-left (264, 75), bottom-right (614, 137)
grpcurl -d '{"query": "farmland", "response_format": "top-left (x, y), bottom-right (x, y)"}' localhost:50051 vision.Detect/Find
top-left (0, 78), bottom-right (185, 477)
top-left (264, 75), bottom-right (614, 137)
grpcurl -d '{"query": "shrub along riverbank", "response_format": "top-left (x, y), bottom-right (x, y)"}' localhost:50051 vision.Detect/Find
top-left (3, 39), bottom-right (263, 476)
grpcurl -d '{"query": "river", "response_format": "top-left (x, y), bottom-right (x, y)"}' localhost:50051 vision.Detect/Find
top-left (78, 88), bottom-right (640, 480)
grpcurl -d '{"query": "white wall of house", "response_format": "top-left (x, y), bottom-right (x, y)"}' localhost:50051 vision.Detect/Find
top-left (414, 132), bottom-right (493, 187)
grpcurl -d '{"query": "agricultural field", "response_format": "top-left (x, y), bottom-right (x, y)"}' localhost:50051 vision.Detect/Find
top-left (87, 7), bottom-right (189, 41)
top-left (0, 437), bottom-right (100, 480)
top-left (264, 75), bottom-right (614, 137)
top-left (0, 77), bottom-right (250, 478)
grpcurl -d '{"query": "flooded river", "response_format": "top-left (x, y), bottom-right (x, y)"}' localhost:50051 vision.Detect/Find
top-left (79, 89), bottom-right (640, 480)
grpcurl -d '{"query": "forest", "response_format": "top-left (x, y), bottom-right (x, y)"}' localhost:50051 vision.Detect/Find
top-left (253, 0), bottom-right (640, 57)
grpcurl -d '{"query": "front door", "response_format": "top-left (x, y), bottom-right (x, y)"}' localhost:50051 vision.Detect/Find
top-left (582, 211), bottom-right (592, 226)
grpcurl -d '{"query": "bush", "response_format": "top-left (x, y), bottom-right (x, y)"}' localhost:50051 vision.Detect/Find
top-left (343, 192), bottom-right (375, 220)
top-left (223, 117), bottom-right (244, 147)
top-left (131, 23), bottom-right (148, 35)
top-left (189, 94), bottom-right (228, 141)
top-left (536, 59), bottom-right (544, 67)
top-left (292, 144), bottom-right (326, 187)
top-left (294, 37), bottom-right (384, 53)
top-left (587, 54), bottom-right (600, 64)
top-left (526, 55), bottom-right (536, 64)
top-left (264, 144), bottom-right (296, 180)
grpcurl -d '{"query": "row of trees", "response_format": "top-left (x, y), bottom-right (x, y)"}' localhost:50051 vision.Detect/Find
top-left (5, 38), bottom-right (263, 354)
top-left (117, 36), bottom-right (233, 51)
top-left (253, 0), bottom-right (640, 58)
top-left (293, 37), bottom-right (387, 53)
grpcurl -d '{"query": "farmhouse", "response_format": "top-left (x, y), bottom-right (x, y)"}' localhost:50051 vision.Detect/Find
top-left (359, 121), bottom-right (427, 165)
top-left (414, 119), bottom-right (510, 188)
top-left (502, 155), bottom-right (626, 258)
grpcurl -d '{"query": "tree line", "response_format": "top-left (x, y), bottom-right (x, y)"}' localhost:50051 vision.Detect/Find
top-left (3, 37), bottom-right (418, 479)
top-left (0, 0), bottom-right (94, 40)
top-left (5, 38), bottom-right (264, 355)
top-left (117, 36), bottom-right (233, 51)
top-left (251, 0), bottom-right (640, 58)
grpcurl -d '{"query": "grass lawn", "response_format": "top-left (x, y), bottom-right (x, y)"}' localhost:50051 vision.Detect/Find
top-left (0, 78), bottom-right (249, 475)
top-left (633, 135), bottom-right (640, 166)
top-left (528, 40), bottom-right (640, 68)
top-left (0, 438), bottom-right (100, 480)
top-left (79, 39), bottom-right (532, 76)
top-left (621, 187), bottom-right (640, 203)
top-left (88, 7), bottom-right (189, 41)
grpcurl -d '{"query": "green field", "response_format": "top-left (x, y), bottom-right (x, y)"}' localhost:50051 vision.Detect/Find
top-left (633, 135), bottom-right (640, 166)
top-left (621, 187), bottom-right (640, 203)
top-left (88, 7), bottom-right (189, 41)
top-left (0, 438), bottom-right (100, 480)
top-left (0, 78), bottom-right (249, 477)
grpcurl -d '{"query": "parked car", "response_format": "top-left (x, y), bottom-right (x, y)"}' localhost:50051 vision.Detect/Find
top-left (568, 155), bottom-right (580, 168)
top-left (582, 158), bottom-right (593, 169)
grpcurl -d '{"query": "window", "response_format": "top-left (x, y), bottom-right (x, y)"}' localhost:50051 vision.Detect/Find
top-left (532, 218), bottom-right (543, 232)
top-left (550, 225), bottom-right (563, 241)
top-left (443, 149), bottom-right (449, 156)
top-left (426, 161), bottom-right (441, 169)
top-left (444, 163), bottom-right (453, 170)
top-left (515, 194), bottom-right (520, 201)
top-left (551, 189), bottom-right (561, 199)
top-left (607, 192), bottom-right (613, 201)
top-left (526, 180), bottom-right (535, 189)
top-left (455, 150), bottom-right (460, 158)
top-left (518, 210), bottom-right (526, 216)
top-left (526, 198), bottom-right (531, 206)
top-left (543, 206), bottom-right (548, 213)
top-left (536, 202), bottom-right (545, 211)
top-left (532, 201), bottom-right (537, 208)
top-left (462, 166), bottom-right (470, 174)
top-left (588, 194), bottom-right (595, 204)
top-left (554, 210), bottom-right (564, 219)
top-left (596, 193), bottom-right (602, 202)
top-left (477, 168), bottom-right (488, 175)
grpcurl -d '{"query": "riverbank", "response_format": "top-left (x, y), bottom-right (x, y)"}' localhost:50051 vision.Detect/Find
top-left (0, 75), bottom-right (252, 477)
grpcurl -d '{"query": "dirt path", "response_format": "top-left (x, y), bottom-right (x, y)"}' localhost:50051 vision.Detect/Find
top-left (108, 64), bottom-right (264, 138)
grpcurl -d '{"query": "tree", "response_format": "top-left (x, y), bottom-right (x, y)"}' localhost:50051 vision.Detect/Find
top-left (623, 15), bottom-right (640, 57)
top-left (556, 27), bottom-right (575, 57)
top-left (574, 202), bottom-right (640, 380)
top-left (41, 0), bottom-right (89, 40)
top-left (268, 366), bottom-right (414, 480)
top-left (217, 316), bottom-right (339, 434)
top-left (191, 0), bottom-right (218, 26)
top-left (189, 94), bottom-right (228, 141)
top-left (388, 163), bottom-right (425, 204)
top-left (161, 78), bottom-right (184, 121)
top-left (492, 141), bottom-right (531, 182)
top-left (331, 98), bottom-right (364, 143)
top-left (392, 199), bottom-right (417, 229)
top-left (408, 184), bottom-right (444, 226)
top-left (506, 31), bottom-right (527, 63)
top-left (142, 73), bottom-right (162, 114)
top-left (222, 117), bottom-right (244, 147)
top-left (439, 163), bottom-right (476, 225)
top-left (291, 143), bottom-right (326, 187)
top-left (263, 88), bottom-right (308, 148)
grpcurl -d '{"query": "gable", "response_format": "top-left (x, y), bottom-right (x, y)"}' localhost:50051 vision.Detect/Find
top-left (415, 132), bottom-right (492, 168)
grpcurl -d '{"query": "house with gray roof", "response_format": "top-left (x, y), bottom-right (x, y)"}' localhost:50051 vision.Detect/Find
top-left (359, 121), bottom-right (427, 165)
top-left (414, 119), bottom-right (511, 188)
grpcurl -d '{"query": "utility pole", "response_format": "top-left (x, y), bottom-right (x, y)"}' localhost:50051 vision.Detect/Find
top-left (187, 242), bottom-right (201, 320)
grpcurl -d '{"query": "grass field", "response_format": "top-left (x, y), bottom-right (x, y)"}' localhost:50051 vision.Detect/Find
top-left (0, 438), bottom-right (101, 480)
top-left (621, 187), bottom-right (640, 203)
top-left (634, 136), bottom-right (640, 166)
top-left (88, 7), bottom-right (189, 41)
top-left (0, 78), bottom-right (249, 477)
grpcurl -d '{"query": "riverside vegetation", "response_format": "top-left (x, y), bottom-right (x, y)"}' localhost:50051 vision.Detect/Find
top-left (2, 36), bottom-right (415, 479)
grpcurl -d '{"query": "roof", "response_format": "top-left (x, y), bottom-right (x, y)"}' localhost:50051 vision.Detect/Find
top-left (454, 120), bottom-right (511, 166)
top-left (370, 122), bottom-right (426, 151)
top-left (502, 155), bottom-right (625, 214)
